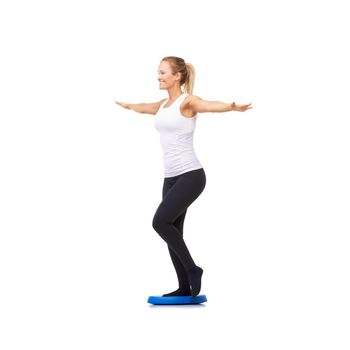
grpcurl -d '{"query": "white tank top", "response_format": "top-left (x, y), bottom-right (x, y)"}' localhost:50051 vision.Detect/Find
top-left (154, 93), bottom-right (203, 178)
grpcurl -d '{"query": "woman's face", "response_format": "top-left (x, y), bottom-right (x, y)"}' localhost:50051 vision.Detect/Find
top-left (157, 61), bottom-right (180, 90)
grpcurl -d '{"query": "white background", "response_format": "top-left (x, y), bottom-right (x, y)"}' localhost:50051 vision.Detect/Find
top-left (1, 0), bottom-right (349, 349)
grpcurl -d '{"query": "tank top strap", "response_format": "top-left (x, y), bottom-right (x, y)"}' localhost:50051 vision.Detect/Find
top-left (177, 93), bottom-right (189, 103)
top-left (172, 93), bottom-right (188, 108)
top-left (159, 99), bottom-right (168, 109)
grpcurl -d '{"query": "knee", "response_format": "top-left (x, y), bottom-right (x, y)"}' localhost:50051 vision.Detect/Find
top-left (152, 213), bottom-right (166, 234)
top-left (152, 214), bottom-right (161, 232)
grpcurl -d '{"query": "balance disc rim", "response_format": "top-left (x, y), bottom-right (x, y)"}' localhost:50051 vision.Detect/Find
top-left (147, 294), bottom-right (207, 305)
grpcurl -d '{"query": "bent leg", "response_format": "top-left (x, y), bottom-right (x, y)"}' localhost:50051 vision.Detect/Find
top-left (152, 169), bottom-right (206, 271)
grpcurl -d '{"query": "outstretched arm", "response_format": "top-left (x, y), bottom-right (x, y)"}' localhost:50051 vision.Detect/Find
top-left (188, 96), bottom-right (252, 113)
top-left (115, 99), bottom-right (167, 115)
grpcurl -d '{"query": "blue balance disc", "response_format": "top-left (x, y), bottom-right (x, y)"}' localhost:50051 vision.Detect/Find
top-left (147, 294), bottom-right (207, 305)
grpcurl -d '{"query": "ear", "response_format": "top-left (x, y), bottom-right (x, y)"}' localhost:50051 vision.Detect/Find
top-left (174, 71), bottom-right (181, 81)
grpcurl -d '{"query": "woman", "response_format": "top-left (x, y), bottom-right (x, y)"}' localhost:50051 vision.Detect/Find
top-left (115, 56), bottom-right (252, 297)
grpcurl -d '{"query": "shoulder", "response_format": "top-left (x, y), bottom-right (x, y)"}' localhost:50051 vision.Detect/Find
top-left (180, 94), bottom-right (202, 117)
top-left (182, 94), bottom-right (202, 107)
top-left (182, 94), bottom-right (202, 111)
top-left (155, 98), bottom-right (168, 109)
top-left (147, 98), bottom-right (168, 115)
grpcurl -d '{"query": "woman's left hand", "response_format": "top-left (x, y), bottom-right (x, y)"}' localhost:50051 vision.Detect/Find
top-left (231, 102), bottom-right (253, 112)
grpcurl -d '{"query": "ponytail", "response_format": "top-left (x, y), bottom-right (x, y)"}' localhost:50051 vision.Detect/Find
top-left (184, 63), bottom-right (195, 95)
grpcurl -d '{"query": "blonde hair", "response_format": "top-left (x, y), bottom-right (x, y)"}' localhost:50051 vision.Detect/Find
top-left (161, 56), bottom-right (196, 94)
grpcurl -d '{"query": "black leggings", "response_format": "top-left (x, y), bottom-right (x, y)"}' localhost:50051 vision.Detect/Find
top-left (152, 168), bottom-right (206, 288)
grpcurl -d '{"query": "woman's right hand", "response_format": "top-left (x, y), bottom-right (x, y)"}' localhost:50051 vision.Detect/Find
top-left (114, 101), bottom-right (131, 109)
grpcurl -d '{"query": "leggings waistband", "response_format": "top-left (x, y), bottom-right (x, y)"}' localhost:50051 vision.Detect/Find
top-left (164, 168), bottom-right (205, 180)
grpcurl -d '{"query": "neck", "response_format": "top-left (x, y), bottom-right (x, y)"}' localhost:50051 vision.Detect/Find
top-left (167, 86), bottom-right (184, 101)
